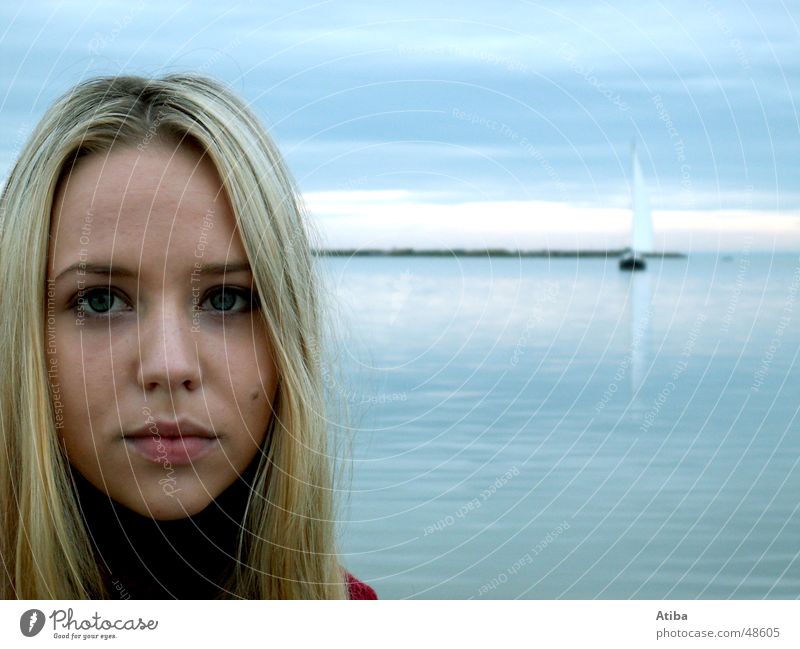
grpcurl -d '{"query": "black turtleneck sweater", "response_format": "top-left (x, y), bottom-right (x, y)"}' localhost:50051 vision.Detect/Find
top-left (71, 459), bottom-right (258, 600)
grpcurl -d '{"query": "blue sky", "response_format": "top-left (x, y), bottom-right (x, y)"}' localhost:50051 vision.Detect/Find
top-left (2, 0), bottom-right (799, 250)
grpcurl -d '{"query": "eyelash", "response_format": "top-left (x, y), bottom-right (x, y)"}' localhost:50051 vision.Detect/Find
top-left (68, 286), bottom-right (260, 320)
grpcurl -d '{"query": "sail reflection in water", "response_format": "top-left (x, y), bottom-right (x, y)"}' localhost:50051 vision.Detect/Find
top-left (627, 270), bottom-right (653, 396)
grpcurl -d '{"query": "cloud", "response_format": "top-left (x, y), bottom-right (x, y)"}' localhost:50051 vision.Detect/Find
top-left (304, 190), bottom-right (800, 252)
top-left (1, 1), bottom-right (796, 251)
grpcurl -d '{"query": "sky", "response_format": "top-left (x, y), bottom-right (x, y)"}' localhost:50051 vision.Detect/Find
top-left (1, 0), bottom-right (799, 251)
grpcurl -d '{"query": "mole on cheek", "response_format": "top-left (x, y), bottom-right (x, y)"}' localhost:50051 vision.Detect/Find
top-left (251, 390), bottom-right (259, 401)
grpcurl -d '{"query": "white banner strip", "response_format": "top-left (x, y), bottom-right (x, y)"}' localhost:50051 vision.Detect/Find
top-left (2, 600), bottom-right (797, 648)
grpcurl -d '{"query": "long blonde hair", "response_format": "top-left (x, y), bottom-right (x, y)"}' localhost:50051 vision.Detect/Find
top-left (0, 73), bottom-right (349, 599)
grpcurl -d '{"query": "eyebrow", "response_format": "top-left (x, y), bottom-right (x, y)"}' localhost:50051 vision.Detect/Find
top-left (53, 261), bottom-right (252, 282)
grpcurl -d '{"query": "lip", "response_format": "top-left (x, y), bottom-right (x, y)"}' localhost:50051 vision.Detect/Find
top-left (123, 420), bottom-right (220, 466)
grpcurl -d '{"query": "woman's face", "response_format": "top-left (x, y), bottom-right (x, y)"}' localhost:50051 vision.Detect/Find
top-left (47, 141), bottom-right (278, 520)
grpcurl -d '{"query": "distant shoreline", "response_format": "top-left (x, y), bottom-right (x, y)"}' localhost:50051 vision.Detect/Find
top-left (314, 248), bottom-right (687, 258)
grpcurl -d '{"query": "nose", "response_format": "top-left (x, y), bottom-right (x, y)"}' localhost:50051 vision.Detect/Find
top-left (137, 301), bottom-right (201, 393)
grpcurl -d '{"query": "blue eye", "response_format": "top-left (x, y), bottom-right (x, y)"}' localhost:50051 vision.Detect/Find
top-left (78, 288), bottom-right (128, 316)
top-left (203, 287), bottom-right (259, 313)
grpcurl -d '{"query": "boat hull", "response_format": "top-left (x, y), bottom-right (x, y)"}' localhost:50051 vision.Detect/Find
top-left (619, 255), bottom-right (646, 271)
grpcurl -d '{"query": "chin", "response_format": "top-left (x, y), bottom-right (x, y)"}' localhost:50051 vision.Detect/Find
top-left (123, 486), bottom-right (217, 520)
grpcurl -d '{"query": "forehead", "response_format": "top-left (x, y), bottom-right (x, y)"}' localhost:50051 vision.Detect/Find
top-left (49, 143), bottom-right (244, 271)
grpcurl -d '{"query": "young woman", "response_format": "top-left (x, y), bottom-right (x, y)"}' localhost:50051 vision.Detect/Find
top-left (0, 73), bottom-right (376, 600)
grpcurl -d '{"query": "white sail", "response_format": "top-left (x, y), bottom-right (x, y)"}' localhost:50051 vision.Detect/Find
top-left (630, 144), bottom-right (654, 254)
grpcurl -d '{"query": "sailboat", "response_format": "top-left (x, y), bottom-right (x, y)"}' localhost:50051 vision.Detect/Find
top-left (619, 141), bottom-right (654, 271)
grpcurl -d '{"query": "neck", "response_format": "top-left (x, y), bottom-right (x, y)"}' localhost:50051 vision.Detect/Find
top-left (71, 459), bottom-right (259, 599)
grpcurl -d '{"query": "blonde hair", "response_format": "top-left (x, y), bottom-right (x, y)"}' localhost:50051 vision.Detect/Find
top-left (0, 73), bottom-right (350, 599)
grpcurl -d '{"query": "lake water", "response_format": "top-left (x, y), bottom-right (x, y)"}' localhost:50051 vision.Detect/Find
top-left (321, 253), bottom-right (800, 599)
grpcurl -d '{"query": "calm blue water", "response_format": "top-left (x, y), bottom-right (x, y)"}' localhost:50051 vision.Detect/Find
top-left (321, 253), bottom-right (800, 599)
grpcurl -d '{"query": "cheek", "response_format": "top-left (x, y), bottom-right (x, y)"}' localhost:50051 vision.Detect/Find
top-left (221, 324), bottom-right (277, 389)
top-left (230, 370), bottom-right (275, 425)
top-left (49, 351), bottom-right (92, 460)
top-left (223, 337), bottom-right (277, 433)
top-left (49, 322), bottom-right (116, 426)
